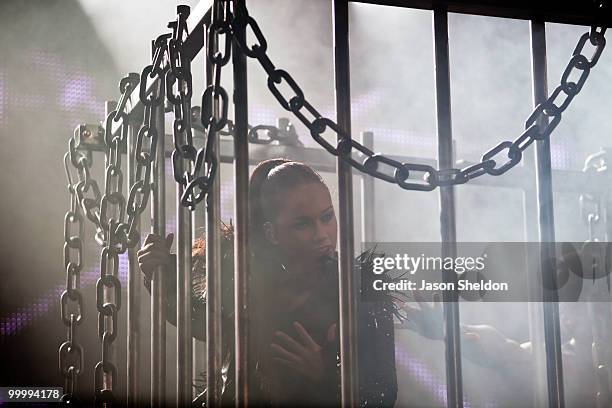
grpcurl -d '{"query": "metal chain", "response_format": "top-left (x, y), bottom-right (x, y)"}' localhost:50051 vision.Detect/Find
top-left (93, 37), bottom-right (167, 404)
top-left (174, 0), bottom-right (232, 210)
top-left (94, 72), bottom-right (139, 406)
top-left (59, 18), bottom-right (171, 405)
top-left (167, 6), bottom-right (200, 210)
top-left (61, 46), bottom-right (163, 406)
top-left (231, 1), bottom-right (607, 191)
top-left (247, 118), bottom-right (303, 147)
top-left (66, 124), bottom-right (106, 243)
top-left (59, 149), bottom-right (86, 403)
top-left (191, 108), bottom-right (303, 146)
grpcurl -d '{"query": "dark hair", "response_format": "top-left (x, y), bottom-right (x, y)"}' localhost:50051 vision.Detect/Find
top-left (249, 158), bottom-right (326, 247)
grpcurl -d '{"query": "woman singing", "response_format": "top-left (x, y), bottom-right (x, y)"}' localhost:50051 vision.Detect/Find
top-left (138, 159), bottom-right (403, 407)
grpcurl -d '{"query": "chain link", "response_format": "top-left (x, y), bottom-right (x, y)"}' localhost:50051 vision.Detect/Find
top-left (59, 151), bottom-right (86, 403)
top-left (61, 34), bottom-right (170, 404)
top-left (59, 0), bottom-right (610, 403)
top-left (230, 1), bottom-right (607, 191)
top-left (167, 0), bottom-right (232, 210)
top-left (93, 42), bottom-right (166, 405)
top-left (93, 73), bottom-right (135, 405)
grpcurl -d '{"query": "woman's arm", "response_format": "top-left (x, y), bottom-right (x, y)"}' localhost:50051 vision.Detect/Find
top-left (138, 233), bottom-right (207, 341)
top-left (359, 300), bottom-right (398, 408)
top-left (401, 294), bottom-right (533, 371)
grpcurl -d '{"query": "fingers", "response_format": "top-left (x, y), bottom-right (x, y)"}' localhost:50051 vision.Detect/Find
top-left (139, 259), bottom-right (169, 273)
top-left (399, 305), bottom-right (424, 332)
top-left (293, 322), bottom-right (320, 350)
top-left (137, 252), bottom-right (170, 266)
top-left (143, 233), bottom-right (172, 248)
top-left (143, 233), bottom-right (162, 246)
top-left (399, 319), bottom-right (418, 331)
top-left (138, 242), bottom-right (159, 255)
top-left (138, 245), bottom-right (171, 277)
top-left (412, 290), bottom-right (426, 306)
top-left (271, 357), bottom-right (310, 379)
top-left (274, 330), bottom-right (306, 357)
top-left (138, 241), bottom-right (171, 259)
top-left (270, 343), bottom-right (302, 364)
top-left (411, 290), bottom-right (442, 311)
top-left (138, 249), bottom-right (169, 261)
top-left (401, 304), bottom-right (422, 319)
top-left (272, 357), bottom-right (299, 370)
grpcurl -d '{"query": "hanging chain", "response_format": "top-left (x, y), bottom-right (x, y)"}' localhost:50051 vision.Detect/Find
top-left (166, 0), bottom-right (231, 210)
top-left (230, 1), bottom-right (608, 191)
top-left (66, 125), bottom-right (106, 243)
top-left (93, 72), bottom-right (138, 406)
top-left (167, 6), bottom-right (200, 210)
top-left (59, 148), bottom-right (87, 403)
top-left (61, 43), bottom-right (164, 405)
top-left (58, 0), bottom-right (611, 403)
top-left (193, 112), bottom-right (302, 146)
top-left (93, 35), bottom-right (168, 403)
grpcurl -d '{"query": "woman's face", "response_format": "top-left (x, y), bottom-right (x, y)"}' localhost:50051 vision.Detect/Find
top-left (266, 182), bottom-right (337, 267)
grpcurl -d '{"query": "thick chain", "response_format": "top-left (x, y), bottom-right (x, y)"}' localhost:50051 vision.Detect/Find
top-left (59, 150), bottom-right (86, 403)
top-left (94, 73), bottom-right (139, 406)
top-left (231, 2), bottom-right (607, 191)
top-left (93, 38), bottom-right (166, 404)
top-left (94, 56), bottom-right (167, 402)
top-left (192, 111), bottom-right (302, 146)
top-left (66, 124), bottom-right (106, 243)
top-left (62, 49), bottom-right (163, 406)
top-left (174, 0), bottom-right (232, 210)
top-left (59, 16), bottom-right (177, 405)
top-left (167, 6), bottom-right (201, 210)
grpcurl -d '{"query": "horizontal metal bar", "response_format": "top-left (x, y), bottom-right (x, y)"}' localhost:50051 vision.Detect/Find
top-left (78, 123), bottom-right (612, 193)
top-left (110, 0), bottom-right (213, 136)
top-left (349, 0), bottom-right (612, 27)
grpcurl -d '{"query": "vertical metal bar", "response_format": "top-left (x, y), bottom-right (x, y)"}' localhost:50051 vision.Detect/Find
top-left (604, 182), bottom-right (612, 397)
top-left (361, 131), bottom-right (375, 243)
top-left (432, 8), bottom-right (463, 408)
top-left (193, 98), bottom-right (207, 402)
top-left (232, 1), bottom-right (250, 405)
top-left (127, 117), bottom-right (142, 407)
top-left (522, 133), bottom-right (548, 406)
top-left (205, 11), bottom-right (223, 407)
top-left (332, 0), bottom-right (359, 406)
top-left (530, 19), bottom-right (565, 408)
top-left (193, 207), bottom-right (205, 398)
top-left (151, 79), bottom-right (167, 408)
top-left (104, 101), bottom-right (118, 394)
top-left (176, 67), bottom-right (194, 406)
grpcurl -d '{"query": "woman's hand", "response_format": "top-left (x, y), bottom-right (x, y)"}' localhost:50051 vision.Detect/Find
top-left (401, 291), bottom-right (445, 340)
top-left (137, 233), bottom-right (174, 280)
top-left (270, 321), bottom-right (337, 383)
top-left (461, 324), bottom-right (531, 369)
top-left (402, 292), bottom-right (530, 369)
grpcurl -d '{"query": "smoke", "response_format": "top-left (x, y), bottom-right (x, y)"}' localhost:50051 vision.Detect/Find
top-left (1, 0), bottom-right (610, 405)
